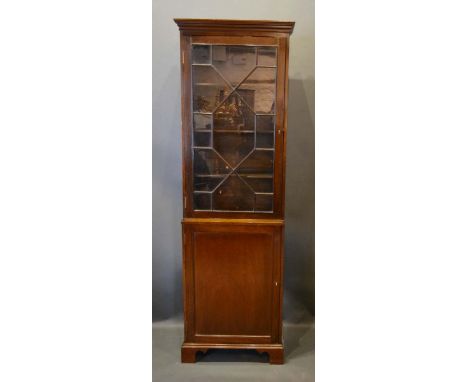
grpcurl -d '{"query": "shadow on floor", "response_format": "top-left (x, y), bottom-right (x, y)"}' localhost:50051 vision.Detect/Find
top-left (153, 323), bottom-right (315, 382)
top-left (284, 324), bottom-right (315, 359)
top-left (196, 349), bottom-right (269, 363)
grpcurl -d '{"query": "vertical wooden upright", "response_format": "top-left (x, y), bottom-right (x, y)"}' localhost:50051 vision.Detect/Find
top-left (174, 19), bottom-right (294, 364)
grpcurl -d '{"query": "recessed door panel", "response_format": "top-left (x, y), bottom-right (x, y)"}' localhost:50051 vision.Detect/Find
top-left (193, 231), bottom-right (273, 337)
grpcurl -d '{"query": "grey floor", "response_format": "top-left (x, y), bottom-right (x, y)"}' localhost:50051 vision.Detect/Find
top-left (153, 320), bottom-right (315, 382)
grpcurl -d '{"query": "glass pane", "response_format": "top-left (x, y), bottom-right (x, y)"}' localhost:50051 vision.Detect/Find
top-left (192, 45), bottom-right (211, 64)
top-left (257, 47), bottom-right (277, 66)
top-left (256, 115), bottom-right (275, 132)
top-left (255, 194), bottom-right (273, 212)
top-left (193, 113), bottom-right (212, 131)
top-left (238, 174), bottom-right (273, 193)
top-left (212, 174), bottom-right (255, 211)
top-left (237, 150), bottom-right (274, 174)
top-left (213, 92), bottom-right (254, 131)
top-left (191, 44), bottom-right (278, 214)
top-left (194, 174), bottom-right (228, 192)
top-left (211, 92), bottom-right (255, 168)
top-left (236, 88), bottom-right (255, 112)
top-left (212, 45), bottom-right (256, 87)
top-left (237, 150), bottom-right (274, 193)
top-left (193, 193), bottom-right (211, 210)
top-left (194, 131), bottom-right (211, 147)
top-left (238, 67), bottom-right (276, 113)
top-left (213, 131), bottom-right (254, 168)
top-left (192, 65), bottom-right (231, 112)
top-left (256, 132), bottom-right (274, 149)
top-left (193, 149), bottom-right (231, 191)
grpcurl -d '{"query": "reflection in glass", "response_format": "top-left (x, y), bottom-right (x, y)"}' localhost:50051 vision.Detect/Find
top-left (257, 47), bottom-right (277, 66)
top-left (192, 45), bottom-right (211, 64)
top-left (238, 67), bottom-right (276, 113)
top-left (192, 65), bottom-right (231, 112)
top-left (193, 113), bottom-right (212, 131)
top-left (214, 93), bottom-right (254, 131)
top-left (212, 46), bottom-right (256, 86)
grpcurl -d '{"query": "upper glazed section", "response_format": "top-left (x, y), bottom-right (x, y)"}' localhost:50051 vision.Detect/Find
top-left (174, 19), bottom-right (295, 35)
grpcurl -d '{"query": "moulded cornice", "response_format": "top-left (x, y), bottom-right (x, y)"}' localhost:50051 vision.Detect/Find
top-left (174, 18), bottom-right (295, 35)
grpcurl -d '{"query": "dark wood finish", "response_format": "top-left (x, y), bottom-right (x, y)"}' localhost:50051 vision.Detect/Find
top-left (183, 217), bottom-right (284, 225)
top-left (174, 19), bottom-right (295, 35)
top-left (175, 19), bottom-right (293, 365)
top-left (182, 220), bottom-right (285, 364)
top-left (181, 346), bottom-right (208, 363)
top-left (181, 343), bottom-right (284, 364)
top-left (193, 231), bottom-right (273, 336)
top-left (191, 35), bottom-right (278, 45)
top-left (183, 222), bottom-right (283, 341)
top-left (178, 32), bottom-right (290, 220)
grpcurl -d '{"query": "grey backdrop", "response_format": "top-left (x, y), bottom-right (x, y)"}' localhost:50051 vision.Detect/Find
top-left (153, 0), bottom-right (314, 323)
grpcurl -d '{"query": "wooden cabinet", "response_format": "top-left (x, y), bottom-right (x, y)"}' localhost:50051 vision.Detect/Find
top-left (174, 19), bottom-right (294, 364)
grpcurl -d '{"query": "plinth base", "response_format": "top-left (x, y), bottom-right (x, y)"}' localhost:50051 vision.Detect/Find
top-left (181, 343), bottom-right (284, 364)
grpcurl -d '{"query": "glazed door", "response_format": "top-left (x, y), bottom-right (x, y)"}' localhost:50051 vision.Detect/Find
top-left (182, 35), bottom-right (288, 219)
top-left (183, 222), bottom-right (283, 344)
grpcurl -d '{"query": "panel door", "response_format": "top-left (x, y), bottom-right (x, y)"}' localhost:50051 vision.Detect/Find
top-left (183, 222), bottom-right (283, 344)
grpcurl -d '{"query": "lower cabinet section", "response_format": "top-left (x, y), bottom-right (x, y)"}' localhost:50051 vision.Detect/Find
top-left (181, 219), bottom-right (284, 364)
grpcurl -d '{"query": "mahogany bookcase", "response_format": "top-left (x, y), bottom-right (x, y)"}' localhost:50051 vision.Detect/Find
top-left (174, 19), bottom-right (294, 364)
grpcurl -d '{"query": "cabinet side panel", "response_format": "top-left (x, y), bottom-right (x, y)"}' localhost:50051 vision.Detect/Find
top-left (273, 37), bottom-right (289, 217)
top-left (182, 223), bottom-right (195, 342)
